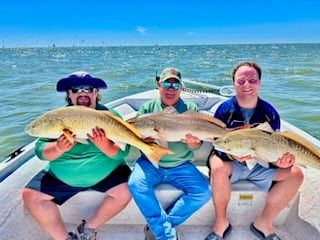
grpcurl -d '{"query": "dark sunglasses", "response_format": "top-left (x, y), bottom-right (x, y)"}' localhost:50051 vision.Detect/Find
top-left (162, 81), bottom-right (181, 90)
top-left (70, 85), bottom-right (95, 93)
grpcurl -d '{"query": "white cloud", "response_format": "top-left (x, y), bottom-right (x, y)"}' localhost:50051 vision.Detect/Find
top-left (186, 32), bottom-right (195, 36)
top-left (136, 26), bottom-right (146, 34)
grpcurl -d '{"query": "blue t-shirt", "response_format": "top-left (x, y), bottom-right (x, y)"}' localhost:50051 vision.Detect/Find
top-left (214, 96), bottom-right (280, 161)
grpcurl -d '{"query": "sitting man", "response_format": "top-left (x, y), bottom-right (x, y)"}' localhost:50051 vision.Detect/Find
top-left (128, 67), bottom-right (211, 240)
top-left (205, 62), bottom-right (304, 240)
top-left (22, 71), bottom-right (132, 240)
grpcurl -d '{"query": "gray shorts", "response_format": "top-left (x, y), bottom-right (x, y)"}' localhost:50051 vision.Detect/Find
top-left (230, 161), bottom-right (278, 191)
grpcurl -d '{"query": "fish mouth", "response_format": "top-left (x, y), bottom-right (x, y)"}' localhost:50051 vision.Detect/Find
top-left (214, 146), bottom-right (229, 152)
top-left (213, 146), bottom-right (237, 156)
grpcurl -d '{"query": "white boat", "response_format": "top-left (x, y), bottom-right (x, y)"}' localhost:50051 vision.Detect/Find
top-left (1, 80), bottom-right (319, 240)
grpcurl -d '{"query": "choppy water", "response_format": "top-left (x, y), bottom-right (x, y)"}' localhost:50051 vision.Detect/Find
top-left (1, 44), bottom-right (319, 159)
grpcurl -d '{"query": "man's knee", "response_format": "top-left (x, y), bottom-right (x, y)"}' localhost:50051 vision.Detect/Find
top-left (292, 165), bottom-right (304, 184)
top-left (22, 188), bottom-right (38, 203)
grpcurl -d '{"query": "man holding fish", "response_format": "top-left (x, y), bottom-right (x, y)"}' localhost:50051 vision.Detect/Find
top-left (204, 62), bottom-right (304, 240)
top-left (128, 68), bottom-right (211, 240)
top-left (22, 72), bottom-right (132, 240)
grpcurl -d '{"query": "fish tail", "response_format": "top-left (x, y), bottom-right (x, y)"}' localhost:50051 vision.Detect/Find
top-left (142, 143), bottom-right (174, 167)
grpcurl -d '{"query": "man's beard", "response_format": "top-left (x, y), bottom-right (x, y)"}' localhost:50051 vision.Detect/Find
top-left (76, 96), bottom-right (91, 107)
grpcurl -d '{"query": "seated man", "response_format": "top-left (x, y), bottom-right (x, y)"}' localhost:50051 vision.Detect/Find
top-left (205, 62), bottom-right (303, 240)
top-left (128, 67), bottom-right (211, 240)
top-left (22, 71), bottom-right (132, 240)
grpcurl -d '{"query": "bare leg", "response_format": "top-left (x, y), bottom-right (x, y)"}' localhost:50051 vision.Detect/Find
top-left (22, 188), bottom-right (69, 240)
top-left (209, 155), bottom-right (233, 236)
top-left (253, 165), bottom-right (303, 236)
top-left (84, 182), bottom-right (131, 229)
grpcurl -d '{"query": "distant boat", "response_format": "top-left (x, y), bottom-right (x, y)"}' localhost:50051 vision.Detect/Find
top-left (1, 80), bottom-right (319, 239)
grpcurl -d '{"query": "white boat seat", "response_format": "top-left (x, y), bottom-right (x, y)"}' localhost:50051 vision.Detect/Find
top-left (112, 103), bottom-right (137, 120)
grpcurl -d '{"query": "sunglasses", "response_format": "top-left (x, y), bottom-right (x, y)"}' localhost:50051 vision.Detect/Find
top-left (235, 79), bottom-right (259, 85)
top-left (162, 81), bottom-right (181, 90)
top-left (70, 85), bottom-right (95, 93)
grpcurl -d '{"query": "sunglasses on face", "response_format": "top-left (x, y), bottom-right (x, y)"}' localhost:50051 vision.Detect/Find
top-left (235, 79), bottom-right (259, 85)
top-left (70, 85), bottom-right (95, 93)
top-left (162, 81), bottom-right (181, 90)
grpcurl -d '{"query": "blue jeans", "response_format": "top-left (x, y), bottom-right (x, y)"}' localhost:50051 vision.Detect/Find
top-left (128, 157), bottom-right (211, 240)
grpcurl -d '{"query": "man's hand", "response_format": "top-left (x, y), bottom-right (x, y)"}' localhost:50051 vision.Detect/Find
top-left (87, 126), bottom-right (119, 156)
top-left (87, 127), bottom-right (110, 148)
top-left (181, 134), bottom-right (201, 149)
top-left (56, 132), bottom-right (76, 153)
top-left (273, 152), bottom-right (295, 168)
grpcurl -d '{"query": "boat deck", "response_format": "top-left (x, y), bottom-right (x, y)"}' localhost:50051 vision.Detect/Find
top-left (2, 155), bottom-right (319, 240)
top-left (1, 89), bottom-right (320, 239)
top-left (62, 224), bottom-right (300, 240)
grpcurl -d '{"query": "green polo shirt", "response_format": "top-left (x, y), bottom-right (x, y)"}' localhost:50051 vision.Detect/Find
top-left (137, 98), bottom-right (200, 168)
top-left (35, 104), bottom-right (129, 187)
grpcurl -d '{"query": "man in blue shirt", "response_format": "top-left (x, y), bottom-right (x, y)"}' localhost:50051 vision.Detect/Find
top-left (204, 62), bottom-right (303, 240)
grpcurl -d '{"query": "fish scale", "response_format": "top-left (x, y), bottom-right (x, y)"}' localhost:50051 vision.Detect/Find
top-left (128, 107), bottom-right (230, 146)
top-left (25, 106), bottom-right (173, 166)
top-left (213, 127), bottom-right (320, 170)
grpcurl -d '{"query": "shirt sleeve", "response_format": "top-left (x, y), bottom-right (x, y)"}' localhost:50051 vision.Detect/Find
top-left (34, 138), bottom-right (55, 160)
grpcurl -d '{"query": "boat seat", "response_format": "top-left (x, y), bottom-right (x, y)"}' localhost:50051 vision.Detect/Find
top-left (59, 174), bottom-right (296, 227)
top-left (57, 100), bottom-right (296, 227)
top-left (112, 103), bottom-right (138, 120)
top-left (207, 100), bottom-right (224, 115)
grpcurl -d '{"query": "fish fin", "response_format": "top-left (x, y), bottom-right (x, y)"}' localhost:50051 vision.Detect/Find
top-left (296, 163), bottom-right (308, 169)
top-left (157, 138), bottom-right (169, 148)
top-left (114, 141), bottom-right (127, 151)
top-left (127, 115), bottom-right (152, 123)
top-left (100, 110), bottom-right (143, 138)
top-left (126, 116), bottom-right (138, 123)
top-left (252, 147), bottom-right (271, 168)
top-left (142, 143), bottom-right (174, 168)
top-left (153, 128), bottom-right (169, 148)
top-left (76, 138), bottom-right (89, 144)
top-left (230, 124), bottom-right (251, 131)
top-left (162, 106), bottom-right (179, 114)
top-left (182, 111), bottom-right (227, 128)
top-left (277, 131), bottom-right (320, 158)
top-left (253, 122), bottom-right (274, 133)
top-left (245, 159), bottom-right (258, 170)
top-left (254, 158), bottom-right (270, 168)
top-left (63, 129), bottom-right (74, 144)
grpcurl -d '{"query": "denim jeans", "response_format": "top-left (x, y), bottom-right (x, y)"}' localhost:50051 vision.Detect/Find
top-left (128, 157), bottom-right (211, 240)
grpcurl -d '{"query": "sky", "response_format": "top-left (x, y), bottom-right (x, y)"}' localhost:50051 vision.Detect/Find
top-left (1, 0), bottom-right (320, 47)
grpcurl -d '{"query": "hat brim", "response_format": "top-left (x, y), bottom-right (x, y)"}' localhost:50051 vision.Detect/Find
top-left (56, 76), bottom-right (107, 92)
top-left (160, 74), bottom-right (182, 82)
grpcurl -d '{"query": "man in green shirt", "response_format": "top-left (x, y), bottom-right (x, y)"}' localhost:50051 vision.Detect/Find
top-left (22, 71), bottom-right (131, 240)
top-left (128, 68), bottom-right (211, 240)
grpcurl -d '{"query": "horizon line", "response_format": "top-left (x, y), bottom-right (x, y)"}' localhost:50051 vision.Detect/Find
top-left (2, 42), bottom-right (320, 49)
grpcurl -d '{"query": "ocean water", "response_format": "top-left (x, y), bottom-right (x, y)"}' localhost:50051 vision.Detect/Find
top-left (1, 44), bottom-right (320, 159)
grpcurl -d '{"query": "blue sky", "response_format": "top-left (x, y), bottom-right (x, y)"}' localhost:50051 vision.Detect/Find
top-left (1, 0), bottom-right (320, 47)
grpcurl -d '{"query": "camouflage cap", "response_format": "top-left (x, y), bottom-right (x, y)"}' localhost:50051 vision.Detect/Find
top-left (159, 68), bottom-right (183, 84)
